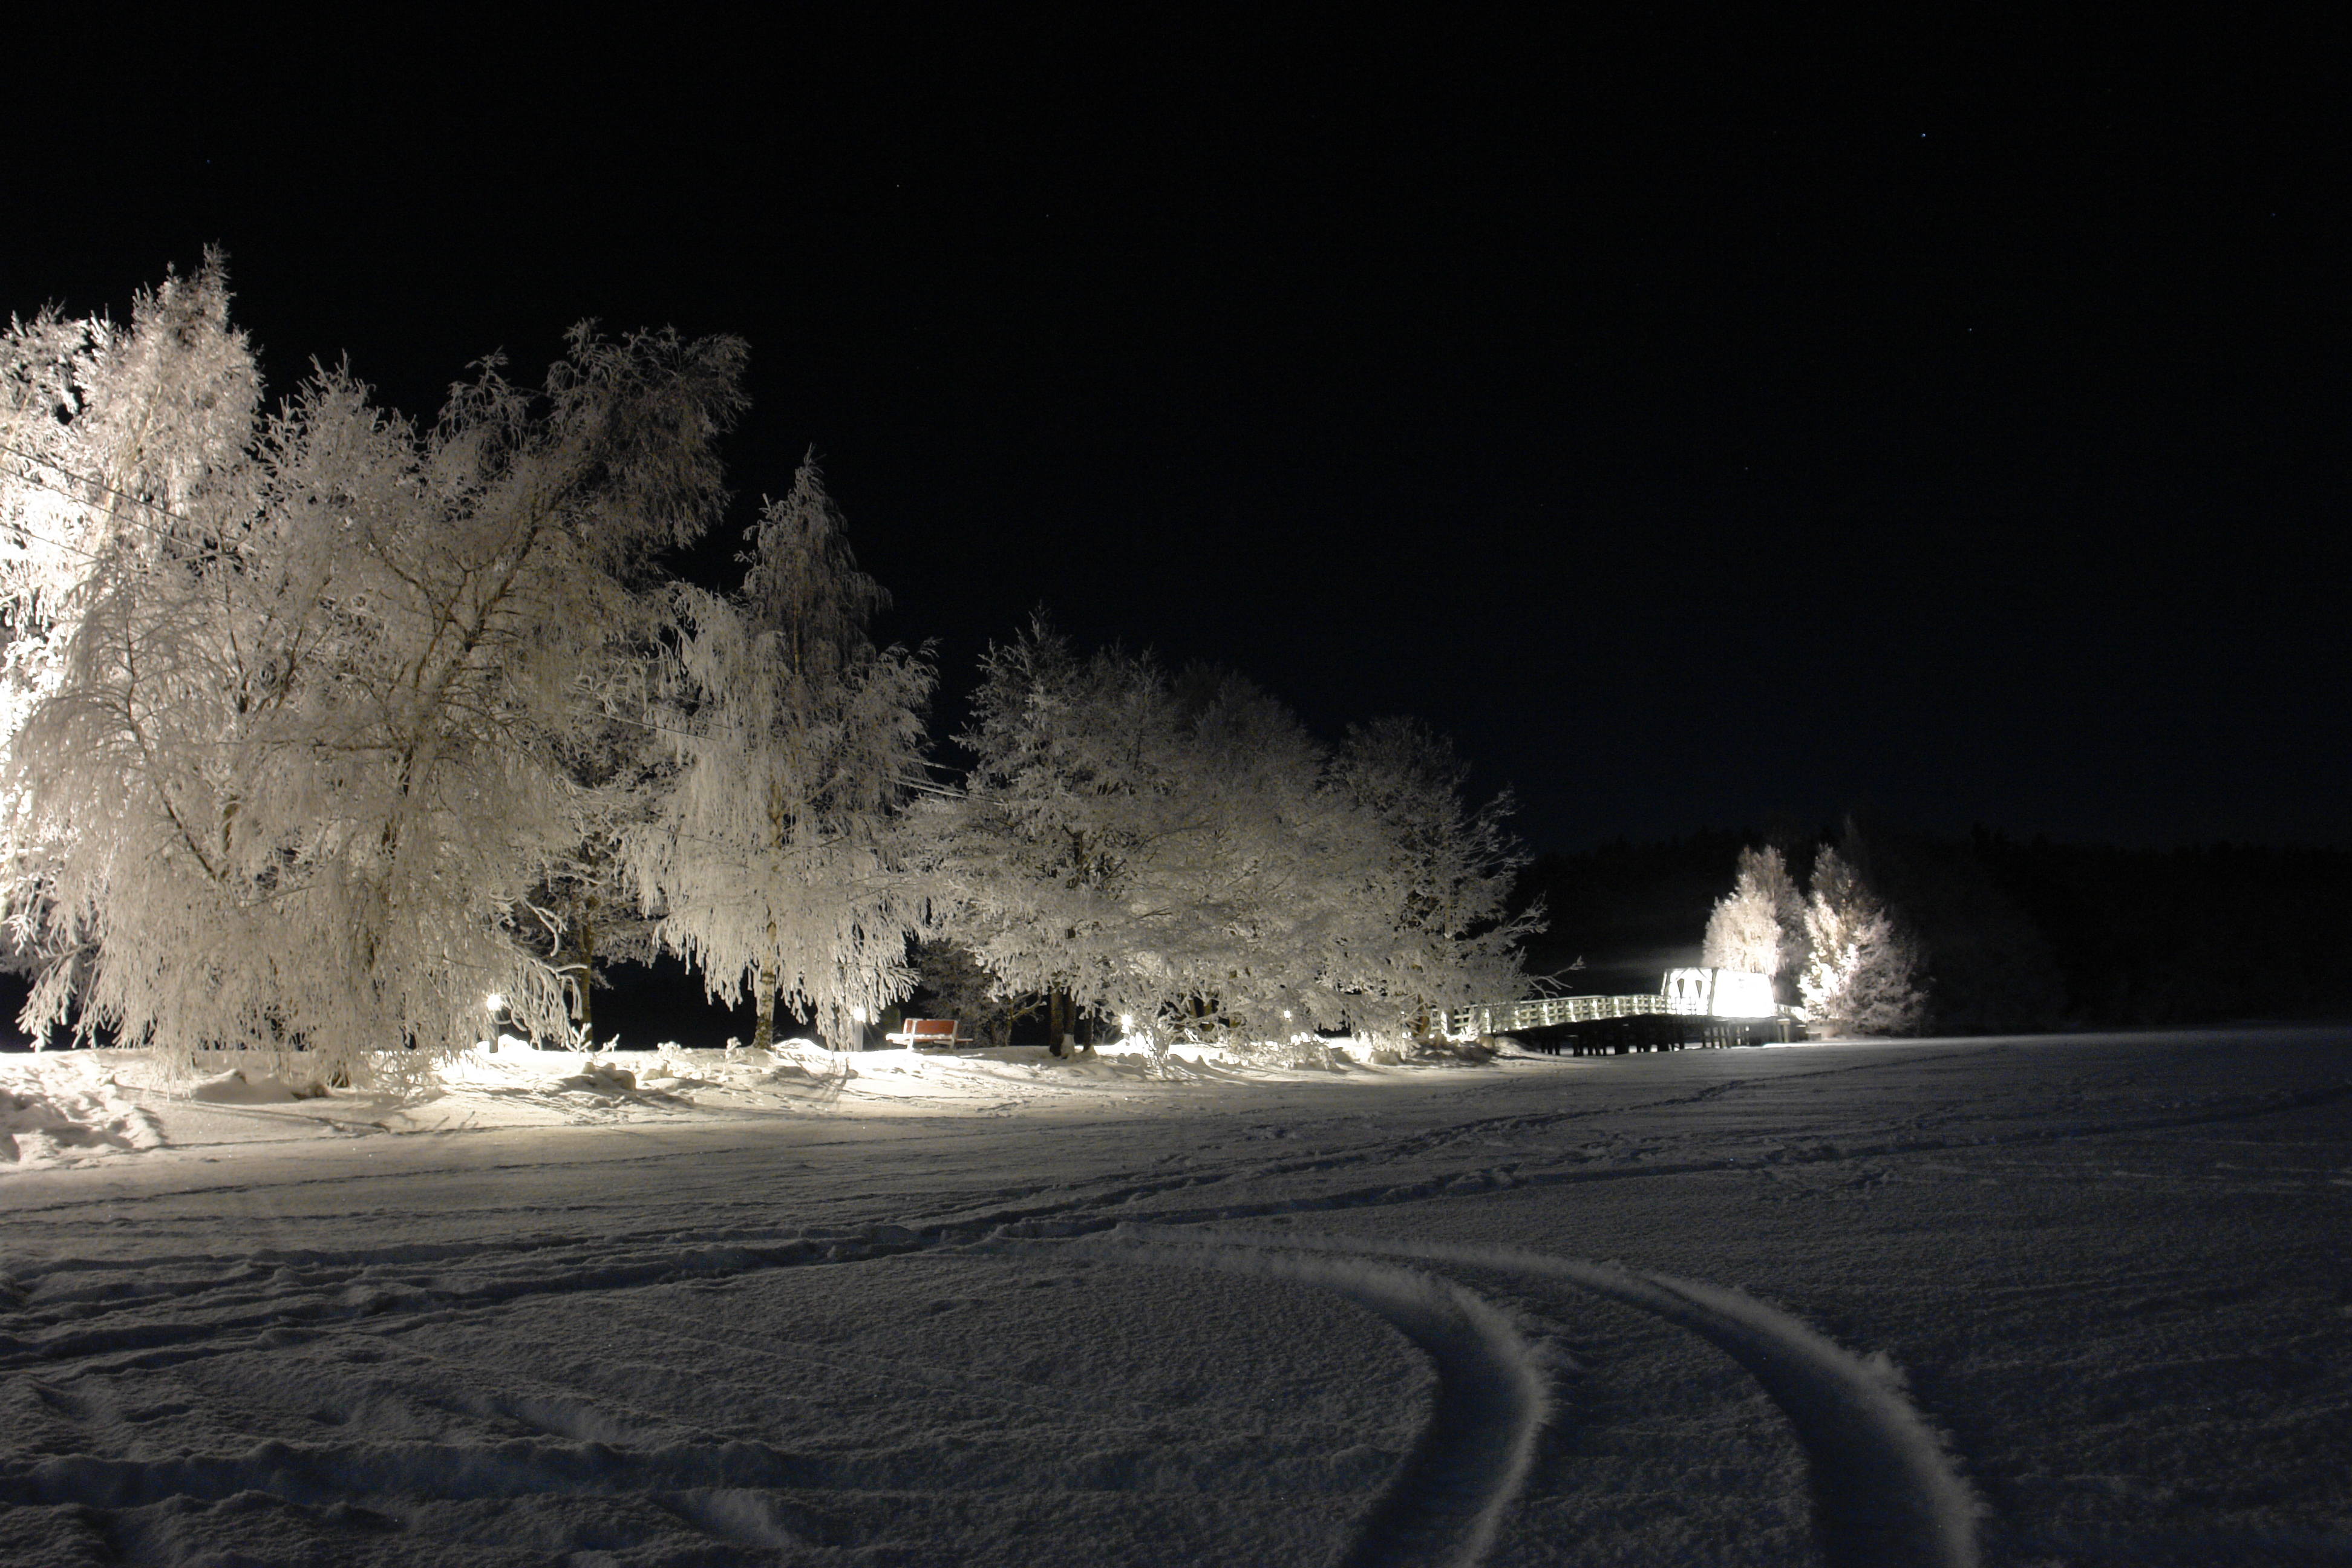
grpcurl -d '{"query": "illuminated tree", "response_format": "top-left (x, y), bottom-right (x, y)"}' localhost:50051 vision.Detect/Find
top-left (1797, 844), bottom-right (1926, 1036)
top-left (1702, 869), bottom-right (1778, 975)
top-left (923, 623), bottom-right (1533, 1054)
top-left (918, 622), bottom-right (1195, 1051)
top-left (2, 260), bottom-right (263, 987)
top-left (0, 260), bottom-right (746, 1080)
top-left (1322, 716), bottom-right (1537, 1037)
top-left (623, 460), bottom-right (935, 1051)
top-left (1702, 844), bottom-right (1801, 979)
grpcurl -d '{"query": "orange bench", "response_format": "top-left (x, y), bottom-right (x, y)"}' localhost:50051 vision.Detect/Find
top-left (886, 1018), bottom-right (971, 1050)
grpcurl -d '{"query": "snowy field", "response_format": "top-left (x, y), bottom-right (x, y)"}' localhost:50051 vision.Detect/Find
top-left (2, 1028), bottom-right (2347, 1567)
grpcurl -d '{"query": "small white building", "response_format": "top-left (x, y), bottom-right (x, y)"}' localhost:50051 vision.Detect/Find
top-left (1661, 967), bottom-right (1777, 1019)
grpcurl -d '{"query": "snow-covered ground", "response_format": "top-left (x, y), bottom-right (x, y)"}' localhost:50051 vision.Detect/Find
top-left (2, 1027), bottom-right (2347, 1566)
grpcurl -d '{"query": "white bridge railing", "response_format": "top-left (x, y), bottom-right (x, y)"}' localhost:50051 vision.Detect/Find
top-left (1440, 970), bottom-right (1782, 1039)
top-left (1438, 994), bottom-right (1667, 1038)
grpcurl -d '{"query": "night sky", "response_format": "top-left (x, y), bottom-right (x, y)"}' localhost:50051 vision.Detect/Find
top-left (13, 13), bottom-right (2344, 855)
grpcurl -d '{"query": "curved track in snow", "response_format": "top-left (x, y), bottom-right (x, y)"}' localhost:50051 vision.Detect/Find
top-left (6, 1210), bottom-right (1978, 1566)
top-left (42, 1042), bottom-right (2273, 1563)
top-left (1045, 1236), bottom-right (1549, 1568)
top-left (1116, 1225), bottom-right (1981, 1568)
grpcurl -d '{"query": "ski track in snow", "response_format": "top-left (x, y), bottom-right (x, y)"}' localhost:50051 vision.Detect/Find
top-left (4, 1043), bottom-right (2341, 1563)
top-left (1032, 1235), bottom-right (1550, 1568)
top-left (0, 1204), bottom-right (1975, 1566)
top-left (1130, 1227), bottom-right (1981, 1568)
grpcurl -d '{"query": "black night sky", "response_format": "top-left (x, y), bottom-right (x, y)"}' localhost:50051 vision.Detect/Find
top-left (13, 12), bottom-right (2344, 855)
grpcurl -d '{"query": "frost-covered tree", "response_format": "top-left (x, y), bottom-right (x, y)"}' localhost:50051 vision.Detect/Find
top-left (0, 259), bottom-right (747, 1082)
top-left (923, 622), bottom-right (1532, 1054)
top-left (1797, 843), bottom-right (1926, 1036)
top-left (2, 260), bottom-right (265, 991)
top-left (1702, 871), bottom-right (1777, 975)
top-left (919, 622), bottom-right (1197, 1051)
top-left (1141, 664), bottom-right (1358, 1044)
top-left (1763, 841), bottom-right (1812, 995)
top-left (624, 460), bottom-right (934, 1051)
top-left (524, 690), bottom-right (676, 1046)
top-left (1702, 844), bottom-right (1802, 981)
top-left (1323, 716), bottom-right (1537, 1037)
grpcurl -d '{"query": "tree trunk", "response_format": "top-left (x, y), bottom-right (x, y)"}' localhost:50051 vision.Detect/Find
top-left (1049, 987), bottom-right (1073, 1056)
top-left (570, 894), bottom-right (597, 1047)
top-left (752, 961), bottom-right (779, 1051)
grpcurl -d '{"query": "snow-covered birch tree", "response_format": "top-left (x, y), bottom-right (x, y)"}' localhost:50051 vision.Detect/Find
top-left (924, 623), bottom-right (1534, 1053)
top-left (525, 690), bottom-right (675, 1047)
top-left (1797, 843), bottom-right (1926, 1036)
top-left (1, 261), bottom-right (265, 1050)
top-left (917, 621), bottom-right (1184, 1051)
top-left (624, 460), bottom-right (933, 1050)
top-left (0, 258), bottom-right (747, 1082)
top-left (2, 261), bottom-right (261, 969)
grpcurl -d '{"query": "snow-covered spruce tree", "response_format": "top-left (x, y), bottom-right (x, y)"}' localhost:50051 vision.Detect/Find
top-left (624, 460), bottom-right (934, 1051)
top-left (1322, 716), bottom-right (1536, 1041)
top-left (1764, 840), bottom-right (1812, 998)
top-left (1702, 844), bottom-right (1800, 980)
top-left (1797, 843), bottom-right (1926, 1036)
top-left (0, 260), bottom-right (746, 1082)
top-left (1701, 865), bottom-right (1777, 974)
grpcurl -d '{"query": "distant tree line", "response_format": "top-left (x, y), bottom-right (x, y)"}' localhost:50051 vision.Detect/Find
top-left (0, 260), bottom-right (1530, 1079)
top-left (1518, 823), bottom-right (2352, 1033)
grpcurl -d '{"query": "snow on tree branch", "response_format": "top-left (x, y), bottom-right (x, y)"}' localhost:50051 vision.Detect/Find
top-left (0, 260), bottom-right (746, 1082)
top-left (621, 459), bottom-right (935, 1051)
top-left (1798, 840), bottom-right (1927, 1036)
top-left (918, 621), bottom-right (1536, 1056)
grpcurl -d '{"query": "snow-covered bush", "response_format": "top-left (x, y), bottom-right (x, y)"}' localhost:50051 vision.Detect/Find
top-left (1230, 1032), bottom-right (1343, 1071)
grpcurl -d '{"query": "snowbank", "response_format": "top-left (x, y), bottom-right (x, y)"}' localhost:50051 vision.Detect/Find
top-left (0, 1081), bottom-right (165, 1166)
top-left (0, 1034), bottom-right (1504, 1169)
top-left (188, 1068), bottom-right (314, 1105)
